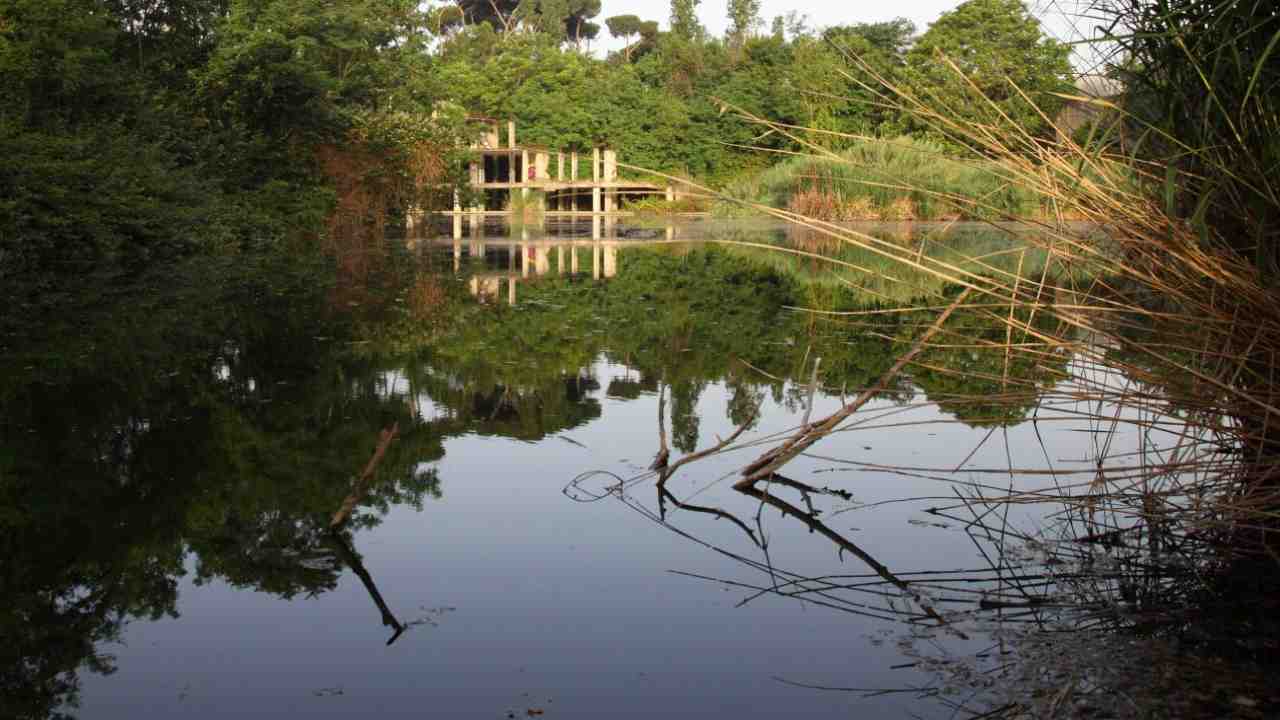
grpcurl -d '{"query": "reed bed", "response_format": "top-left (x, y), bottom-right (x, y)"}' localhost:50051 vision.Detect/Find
top-left (605, 5), bottom-right (1280, 711)
top-left (719, 137), bottom-right (1048, 221)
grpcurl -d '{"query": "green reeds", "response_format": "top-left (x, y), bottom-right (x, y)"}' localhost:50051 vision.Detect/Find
top-left (719, 136), bottom-right (1046, 221)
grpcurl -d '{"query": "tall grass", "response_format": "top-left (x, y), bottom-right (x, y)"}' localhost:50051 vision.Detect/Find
top-left (622, 6), bottom-right (1280, 710)
top-left (1098, 0), bottom-right (1280, 275)
top-left (719, 137), bottom-right (1047, 220)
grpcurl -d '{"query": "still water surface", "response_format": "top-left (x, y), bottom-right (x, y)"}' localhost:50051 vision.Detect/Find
top-left (2, 219), bottom-right (1134, 718)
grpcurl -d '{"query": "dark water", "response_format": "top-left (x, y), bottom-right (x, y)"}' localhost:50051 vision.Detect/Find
top-left (1, 219), bottom-right (1136, 718)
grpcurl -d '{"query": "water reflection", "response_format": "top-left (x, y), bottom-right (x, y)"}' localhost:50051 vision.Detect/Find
top-left (0, 218), bottom-right (1125, 719)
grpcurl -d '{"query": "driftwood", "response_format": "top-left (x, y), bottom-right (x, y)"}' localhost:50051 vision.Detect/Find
top-left (736, 290), bottom-right (971, 487)
top-left (325, 533), bottom-right (407, 646)
top-left (330, 422), bottom-right (400, 531)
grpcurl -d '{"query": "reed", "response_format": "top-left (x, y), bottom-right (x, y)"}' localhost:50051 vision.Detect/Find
top-left (720, 136), bottom-right (1045, 221)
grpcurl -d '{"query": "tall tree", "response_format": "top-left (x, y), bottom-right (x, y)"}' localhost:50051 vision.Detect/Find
top-left (670, 0), bottom-right (702, 42)
top-left (905, 0), bottom-right (1071, 139)
top-left (726, 0), bottom-right (761, 47)
top-left (771, 15), bottom-right (785, 42)
top-left (606, 14), bottom-right (643, 61)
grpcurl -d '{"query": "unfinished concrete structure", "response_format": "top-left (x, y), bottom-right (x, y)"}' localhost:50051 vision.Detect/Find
top-left (449, 118), bottom-right (675, 218)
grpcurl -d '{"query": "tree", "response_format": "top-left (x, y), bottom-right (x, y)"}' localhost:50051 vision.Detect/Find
top-left (726, 0), bottom-right (762, 48)
top-left (606, 14), bottom-right (643, 60)
top-left (670, 0), bottom-right (702, 42)
top-left (905, 0), bottom-right (1071, 139)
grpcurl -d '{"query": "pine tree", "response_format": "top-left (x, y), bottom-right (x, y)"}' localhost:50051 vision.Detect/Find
top-left (726, 0), bottom-right (761, 47)
top-left (669, 0), bottom-right (701, 41)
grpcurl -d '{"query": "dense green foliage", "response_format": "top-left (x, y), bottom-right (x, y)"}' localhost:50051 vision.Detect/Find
top-left (721, 136), bottom-right (1044, 220)
top-left (0, 0), bottom-right (1075, 321)
top-left (0, 0), bottom-right (469, 332)
top-left (904, 0), bottom-right (1072, 139)
top-left (1102, 0), bottom-right (1280, 273)
top-left (430, 0), bottom-right (1072, 185)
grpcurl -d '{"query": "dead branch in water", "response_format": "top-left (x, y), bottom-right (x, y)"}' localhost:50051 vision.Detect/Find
top-left (737, 289), bottom-right (971, 486)
top-left (330, 422), bottom-right (400, 531)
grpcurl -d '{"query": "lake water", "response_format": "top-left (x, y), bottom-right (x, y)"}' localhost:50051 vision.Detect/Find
top-left (1, 218), bottom-right (1158, 718)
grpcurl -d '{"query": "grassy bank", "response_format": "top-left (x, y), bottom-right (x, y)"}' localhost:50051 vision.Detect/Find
top-left (718, 137), bottom-right (1058, 220)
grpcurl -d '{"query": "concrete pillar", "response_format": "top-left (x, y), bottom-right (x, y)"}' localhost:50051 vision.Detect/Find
top-left (571, 152), bottom-right (578, 182)
top-left (453, 212), bottom-right (463, 240)
top-left (592, 214), bottom-right (601, 241)
top-left (603, 150), bottom-right (617, 181)
top-left (603, 243), bottom-right (617, 278)
top-left (521, 243), bottom-right (529, 278)
top-left (557, 153), bottom-right (565, 182)
top-left (508, 277), bottom-right (516, 306)
top-left (592, 187), bottom-right (601, 213)
top-left (592, 242), bottom-right (601, 279)
top-left (536, 247), bottom-right (550, 275)
top-left (535, 152), bottom-right (549, 181)
top-left (571, 245), bottom-right (580, 274)
top-left (557, 246), bottom-right (565, 274)
top-left (522, 150), bottom-right (530, 183)
top-left (604, 191), bottom-right (614, 214)
top-left (592, 148), bottom-right (600, 182)
top-left (453, 241), bottom-right (461, 272)
top-left (508, 121), bottom-right (516, 149)
top-left (666, 186), bottom-right (675, 203)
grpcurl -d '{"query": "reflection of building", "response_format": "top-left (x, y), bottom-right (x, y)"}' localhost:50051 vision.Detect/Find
top-left (463, 239), bottom-right (621, 306)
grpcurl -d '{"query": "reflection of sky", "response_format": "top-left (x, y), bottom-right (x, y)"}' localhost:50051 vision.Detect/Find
top-left (76, 348), bottom-right (1150, 718)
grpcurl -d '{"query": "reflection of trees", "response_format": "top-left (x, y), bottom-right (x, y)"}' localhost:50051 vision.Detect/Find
top-left (0, 261), bottom-right (447, 718)
top-left (908, 292), bottom-right (1068, 427)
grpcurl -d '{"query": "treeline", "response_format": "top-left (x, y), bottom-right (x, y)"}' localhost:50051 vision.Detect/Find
top-left (433, 0), bottom-right (1072, 183)
top-left (0, 0), bottom-right (1072, 315)
top-left (0, 0), bottom-right (468, 314)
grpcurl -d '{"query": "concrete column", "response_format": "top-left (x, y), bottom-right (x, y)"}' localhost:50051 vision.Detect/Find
top-left (604, 191), bottom-right (614, 214)
top-left (571, 152), bottom-right (579, 183)
top-left (592, 187), bottom-right (601, 213)
top-left (592, 214), bottom-right (601, 241)
top-left (508, 151), bottom-right (516, 184)
top-left (521, 149), bottom-right (530, 202)
top-left (508, 121), bottom-right (516, 149)
top-left (666, 186), bottom-right (675, 203)
top-left (603, 243), bottom-right (617, 278)
top-left (571, 245), bottom-right (580, 273)
top-left (603, 150), bottom-right (617, 181)
top-left (592, 148), bottom-right (600, 182)
top-left (453, 241), bottom-right (461, 272)
top-left (557, 153), bottom-right (565, 182)
top-left (536, 247), bottom-right (550, 275)
top-left (557, 246), bottom-right (565, 274)
top-left (453, 213), bottom-right (462, 240)
top-left (592, 241), bottom-right (601, 279)
top-left (508, 277), bottom-right (516, 306)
